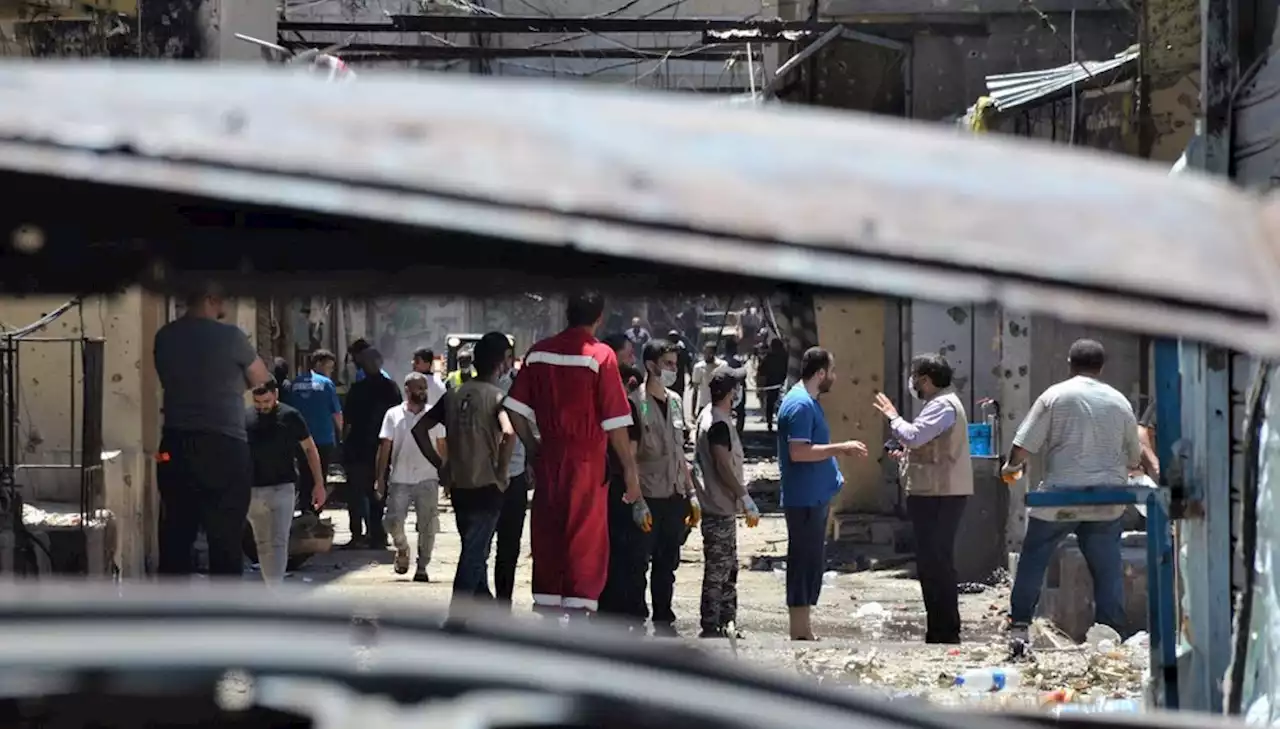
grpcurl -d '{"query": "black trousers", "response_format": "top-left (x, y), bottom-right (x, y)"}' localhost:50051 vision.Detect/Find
top-left (296, 442), bottom-right (334, 513)
top-left (494, 472), bottom-right (530, 606)
top-left (907, 495), bottom-right (968, 644)
top-left (645, 496), bottom-right (687, 624)
top-left (157, 430), bottom-right (252, 577)
top-left (763, 387), bottom-right (781, 431)
top-left (344, 457), bottom-right (385, 542)
top-left (599, 476), bottom-right (648, 626)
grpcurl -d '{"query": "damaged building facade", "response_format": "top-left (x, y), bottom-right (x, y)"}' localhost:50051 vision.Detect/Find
top-left (0, 0), bottom-right (1168, 644)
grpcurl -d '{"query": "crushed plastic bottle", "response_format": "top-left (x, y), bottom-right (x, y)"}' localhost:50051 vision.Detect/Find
top-left (822, 571), bottom-right (839, 586)
top-left (1085, 623), bottom-right (1122, 647)
top-left (854, 602), bottom-right (887, 619)
top-left (1100, 699), bottom-right (1141, 713)
top-left (954, 667), bottom-right (1020, 692)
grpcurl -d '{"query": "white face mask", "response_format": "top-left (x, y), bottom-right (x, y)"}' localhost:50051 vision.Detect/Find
top-left (907, 376), bottom-right (923, 401)
top-left (660, 369), bottom-right (678, 388)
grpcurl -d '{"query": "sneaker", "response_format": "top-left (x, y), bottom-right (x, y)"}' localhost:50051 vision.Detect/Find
top-left (413, 570), bottom-right (429, 583)
top-left (1007, 621), bottom-right (1032, 660)
top-left (394, 547), bottom-right (410, 575)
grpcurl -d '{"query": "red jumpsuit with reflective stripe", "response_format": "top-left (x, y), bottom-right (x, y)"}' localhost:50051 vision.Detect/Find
top-left (505, 328), bottom-right (632, 611)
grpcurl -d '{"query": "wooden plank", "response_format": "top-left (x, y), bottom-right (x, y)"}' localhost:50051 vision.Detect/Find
top-left (813, 295), bottom-right (889, 514)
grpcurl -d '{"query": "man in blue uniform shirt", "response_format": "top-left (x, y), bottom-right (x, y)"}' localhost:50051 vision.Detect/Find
top-left (283, 349), bottom-right (343, 513)
top-left (777, 346), bottom-right (867, 641)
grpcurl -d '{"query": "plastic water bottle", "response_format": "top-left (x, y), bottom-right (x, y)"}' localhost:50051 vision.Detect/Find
top-left (1100, 699), bottom-right (1141, 713)
top-left (955, 667), bottom-right (1020, 692)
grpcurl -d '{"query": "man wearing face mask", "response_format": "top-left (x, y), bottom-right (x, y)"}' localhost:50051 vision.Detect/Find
top-left (872, 354), bottom-right (971, 644)
top-left (598, 359), bottom-right (648, 629)
top-left (777, 347), bottom-right (868, 640)
top-left (625, 339), bottom-right (699, 635)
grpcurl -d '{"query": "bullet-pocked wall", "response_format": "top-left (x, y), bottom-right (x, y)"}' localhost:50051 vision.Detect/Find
top-left (0, 293), bottom-right (259, 577)
top-left (907, 11), bottom-right (1136, 122)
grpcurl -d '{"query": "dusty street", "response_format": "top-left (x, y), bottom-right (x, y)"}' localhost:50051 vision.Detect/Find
top-left (283, 392), bottom-right (1148, 714)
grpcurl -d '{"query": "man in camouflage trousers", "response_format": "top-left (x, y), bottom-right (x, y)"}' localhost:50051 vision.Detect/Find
top-left (694, 372), bottom-right (762, 638)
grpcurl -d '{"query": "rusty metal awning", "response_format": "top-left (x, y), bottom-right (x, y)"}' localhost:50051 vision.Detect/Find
top-left (0, 63), bottom-right (1278, 355)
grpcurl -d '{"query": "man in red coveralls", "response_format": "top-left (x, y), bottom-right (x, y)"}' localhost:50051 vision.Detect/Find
top-left (505, 292), bottom-right (642, 617)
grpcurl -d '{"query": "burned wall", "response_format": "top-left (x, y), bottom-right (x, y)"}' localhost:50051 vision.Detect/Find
top-left (807, 38), bottom-right (907, 115)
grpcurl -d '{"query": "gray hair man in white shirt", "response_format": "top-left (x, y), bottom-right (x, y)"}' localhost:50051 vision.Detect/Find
top-left (1001, 339), bottom-right (1142, 641)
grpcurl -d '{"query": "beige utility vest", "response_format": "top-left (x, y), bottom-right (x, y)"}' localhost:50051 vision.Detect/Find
top-left (695, 405), bottom-right (743, 517)
top-left (900, 389), bottom-right (975, 497)
top-left (630, 387), bottom-right (687, 500)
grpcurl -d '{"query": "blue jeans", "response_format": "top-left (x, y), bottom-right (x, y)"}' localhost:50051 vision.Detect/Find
top-left (451, 485), bottom-right (503, 608)
top-left (1009, 517), bottom-right (1127, 633)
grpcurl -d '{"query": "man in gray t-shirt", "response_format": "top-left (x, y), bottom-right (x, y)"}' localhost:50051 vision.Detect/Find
top-left (154, 286), bottom-right (269, 577)
top-left (1002, 338), bottom-right (1141, 639)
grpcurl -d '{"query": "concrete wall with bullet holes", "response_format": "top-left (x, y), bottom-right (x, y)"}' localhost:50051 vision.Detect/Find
top-left (817, 297), bottom-right (1145, 557)
top-left (0, 293), bottom-right (257, 577)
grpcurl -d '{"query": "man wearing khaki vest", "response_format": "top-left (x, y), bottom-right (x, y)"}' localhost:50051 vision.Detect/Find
top-left (412, 332), bottom-right (517, 618)
top-left (629, 339), bottom-right (699, 636)
top-left (873, 353), bottom-right (972, 644)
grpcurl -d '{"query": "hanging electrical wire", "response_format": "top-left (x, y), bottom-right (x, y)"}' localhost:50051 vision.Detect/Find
top-left (4, 300), bottom-right (79, 339)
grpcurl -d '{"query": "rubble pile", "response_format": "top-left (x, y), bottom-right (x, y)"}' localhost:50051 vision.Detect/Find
top-left (785, 615), bottom-right (1148, 713)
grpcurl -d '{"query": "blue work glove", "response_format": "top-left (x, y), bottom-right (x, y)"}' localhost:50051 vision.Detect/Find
top-left (632, 499), bottom-right (653, 533)
top-left (741, 495), bottom-right (761, 528)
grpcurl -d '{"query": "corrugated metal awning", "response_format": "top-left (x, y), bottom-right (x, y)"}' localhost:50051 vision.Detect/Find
top-left (986, 45), bottom-right (1140, 112)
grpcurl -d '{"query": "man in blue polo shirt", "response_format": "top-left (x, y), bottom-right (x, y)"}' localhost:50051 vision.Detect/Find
top-left (283, 349), bottom-right (343, 512)
top-left (777, 346), bottom-right (867, 641)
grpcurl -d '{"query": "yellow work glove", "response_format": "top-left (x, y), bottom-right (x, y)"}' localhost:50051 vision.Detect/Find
top-left (741, 495), bottom-right (761, 528)
top-left (685, 495), bottom-right (702, 528)
top-left (632, 499), bottom-right (654, 533)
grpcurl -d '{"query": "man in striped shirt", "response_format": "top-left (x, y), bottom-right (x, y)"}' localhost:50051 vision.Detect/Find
top-left (1002, 339), bottom-right (1142, 640)
top-left (506, 292), bottom-right (641, 618)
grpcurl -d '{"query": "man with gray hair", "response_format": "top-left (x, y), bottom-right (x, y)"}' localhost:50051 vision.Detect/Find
top-left (375, 371), bottom-right (446, 580)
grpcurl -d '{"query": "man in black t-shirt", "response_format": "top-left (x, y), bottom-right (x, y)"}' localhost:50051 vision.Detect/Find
top-left (246, 378), bottom-right (327, 585)
top-left (342, 348), bottom-right (403, 548)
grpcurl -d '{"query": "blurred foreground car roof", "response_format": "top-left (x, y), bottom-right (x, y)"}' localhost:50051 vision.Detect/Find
top-left (0, 63), bottom-right (1278, 353)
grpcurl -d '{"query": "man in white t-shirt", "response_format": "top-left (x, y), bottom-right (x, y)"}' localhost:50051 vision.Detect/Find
top-left (375, 372), bottom-right (446, 581)
top-left (690, 340), bottom-right (748, 422)
top-left (1001, 339), bottom-right (1142, 640)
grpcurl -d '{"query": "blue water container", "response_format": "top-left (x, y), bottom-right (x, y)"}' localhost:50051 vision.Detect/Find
top-left (968, 423), bottom-right (993, 457)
